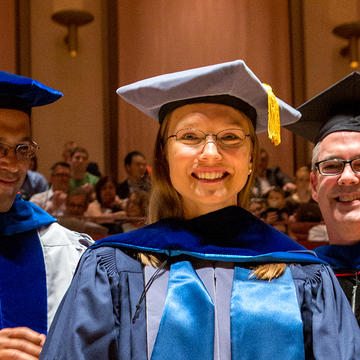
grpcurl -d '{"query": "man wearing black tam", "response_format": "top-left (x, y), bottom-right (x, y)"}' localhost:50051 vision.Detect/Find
top-left (286, 72), bottom-right (360, 324)
top-left (0, 71), bottom-right (91, 358)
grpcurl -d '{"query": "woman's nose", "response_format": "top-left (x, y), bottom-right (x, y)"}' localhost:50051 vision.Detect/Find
top-left (199, 139), bottom-right (222, 161)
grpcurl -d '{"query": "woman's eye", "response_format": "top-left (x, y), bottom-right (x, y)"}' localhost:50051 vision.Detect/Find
top-left (179, 132), bottom-right (202, 142)
top-left (221, 133), bottom-right (239, 140)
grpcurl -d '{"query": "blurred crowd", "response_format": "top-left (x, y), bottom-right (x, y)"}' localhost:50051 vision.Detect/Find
top-left (249, 149), bottom-right (328, 243)
top-left (24, 143), bottom-right (328, 243)
top-left (25, 141), bottom-right (151, 238)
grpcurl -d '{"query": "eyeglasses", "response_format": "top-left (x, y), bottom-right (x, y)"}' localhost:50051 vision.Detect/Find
top-left (315, 158), bottom-right (360, 176)
top-left (167, 128), bottom-right (251, 148)
top-left (0, 141), bottom-right (39, 160)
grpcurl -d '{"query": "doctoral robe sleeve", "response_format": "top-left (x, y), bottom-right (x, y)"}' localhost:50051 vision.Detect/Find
top-left (291, 263), bottom-right (360, 359)
top-left (40, 247), bottom-right (147, 360)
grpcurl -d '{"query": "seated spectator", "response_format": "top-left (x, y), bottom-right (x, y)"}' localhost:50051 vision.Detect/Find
top-left (86, 176), bottom-right (126, 234)
top-left (121, 190), bottom-right (149, 232)
top-left (62, 140), bottom-right (77, 163)
top-left (117, 151), bottom-right (151, 199)
top-left (58, 188), bottom-right (108, 237)
top-left (87, 176), bottom-right (124, 215)
top-left (20, 155), bottom-right (49, 200)
top-left (288, 203), bottom-right (324, 242)
top-left (308, 224), bottom-right (329, 242)
top-left (285, 166), bottom-right (315, 215)
top-left (69, 147), bottom-right (99, 194)
top-left (248, 197), bottom-right (266, 218)
top-left (252, 148), bottom-right (295, 197)
top-left (261, 187), bottom-right (289, 234)
top-left (293, 202), bottom-right (323, 223)
top-left (30, 161), bottom-right (71, 217)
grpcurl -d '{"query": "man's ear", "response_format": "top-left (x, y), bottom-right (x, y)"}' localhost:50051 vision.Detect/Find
top-left (310, 171), bottom-right (319, 202)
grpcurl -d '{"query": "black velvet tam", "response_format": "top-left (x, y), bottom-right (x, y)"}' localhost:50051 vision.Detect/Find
top-left (286, 72), bottom-right (360, 143)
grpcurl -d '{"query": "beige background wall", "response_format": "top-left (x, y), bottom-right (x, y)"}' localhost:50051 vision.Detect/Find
top-left (30, 0), bottom-right (105, 179)
top-left (117, 0), bottom-right (295, 180)
top-left (4, 1), bottom-right (357, 182)
top-left (304, 0), bottom-right (360, 97)
top-left (0, 0), bottom-right (15, 73)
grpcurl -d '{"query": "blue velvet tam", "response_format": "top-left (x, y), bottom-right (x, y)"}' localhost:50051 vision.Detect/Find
top-left (116, 60), bottom-right (300, 138)
top-left (286, 72), bottom-right (360, 143)
top-left (0, 71), bottom-right (63, 115)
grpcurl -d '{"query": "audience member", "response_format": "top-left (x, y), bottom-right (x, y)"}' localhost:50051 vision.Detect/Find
top-left (69, 146), bottom-right (99, 193)
top-left (285, 166), bottom-right (317, 216)
top-left (0, 71), bottom-right (91, 359)
top-left (58, 188), bottom-right (108, 237)
top-left (116, 150), bottom-right (151, 199)
top-left (287, 72), bottom-right (360, 323)
top-left (252, 148), bottom-right (295, 197)
top-left (248, 197), bottom-right (266, 218)
top-left (62, 140), bottom-right (77, 163)
top-left (308, 224), bottom-right (329, 242)
top-left (121, 190), bottom-right (149, 232)
top-left (86, 176), bottom-right (124, 216)
top-left (21, 169), bottom-right (49, 200)
top-left (261, 187), bottom-right (289, 234)
top-left (30, 161), bottom-right (71, 217)
top-left (86, 176), bottom-right (126, 233)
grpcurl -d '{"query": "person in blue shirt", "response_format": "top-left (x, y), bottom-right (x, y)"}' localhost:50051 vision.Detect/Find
top-left (42, 61), bottom-right (360, 360)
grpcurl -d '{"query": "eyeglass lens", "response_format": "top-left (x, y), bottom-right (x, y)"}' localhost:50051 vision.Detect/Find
top-left (319, 158), bottom-right (360, 175)
top-left (0, 142), bottom-right (38, 160)
top-left (174, 128), bottom-right (248, 147)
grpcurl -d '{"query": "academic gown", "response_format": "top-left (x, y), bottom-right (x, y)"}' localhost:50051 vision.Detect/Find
top-left (315, 243), bottom-right (360, 326)
top-left (0, 195), bottom-right (91, 333)
top-left (41, 207), bottom-right (360, 360)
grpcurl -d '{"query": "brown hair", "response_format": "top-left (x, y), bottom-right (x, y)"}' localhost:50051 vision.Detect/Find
top-left (145, 107), bottom-right (285, 281)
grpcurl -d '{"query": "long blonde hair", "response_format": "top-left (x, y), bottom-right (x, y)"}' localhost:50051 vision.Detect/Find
top-left (144, 107), bottom-right (286, 281)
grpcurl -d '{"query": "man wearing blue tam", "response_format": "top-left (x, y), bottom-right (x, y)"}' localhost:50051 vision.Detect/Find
top-left (0, 71), bottom-right (92, 358)
top-left (42, 60), bottom-right (360, 359)
top-left (287, 72), bottom-right (360, 325)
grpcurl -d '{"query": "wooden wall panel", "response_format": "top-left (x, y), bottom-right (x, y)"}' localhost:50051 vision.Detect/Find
top-left (117, 0), bottom-right (295, 180)
top-left (0, 0), bottom-right (16, 72)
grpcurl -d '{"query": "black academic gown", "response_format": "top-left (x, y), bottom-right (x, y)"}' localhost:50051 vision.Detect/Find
top-left (315, 243), bottom-right (360, 326)
top-left (41, 207), bottom-right (360, 360)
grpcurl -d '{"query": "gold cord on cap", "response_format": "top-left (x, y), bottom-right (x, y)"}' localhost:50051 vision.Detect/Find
top-left (263, 83), bottom-right (280, 146)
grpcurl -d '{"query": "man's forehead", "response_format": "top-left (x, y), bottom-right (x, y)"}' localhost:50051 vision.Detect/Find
top-left (132, 156), bottom-right (146, 163)
top-left (53, 165), bottom-right (70, 173)
top-left (319, 131), bottom-right (360, 156)
top-left (0, 109), bottom-right (31, 139)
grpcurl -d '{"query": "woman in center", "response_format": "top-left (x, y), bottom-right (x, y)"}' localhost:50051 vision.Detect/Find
top-left (41, 60), bottom-right (359, 359)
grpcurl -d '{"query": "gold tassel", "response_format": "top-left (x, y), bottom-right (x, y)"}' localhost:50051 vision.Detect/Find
top-left (263, 83), bottom-right (281, 146)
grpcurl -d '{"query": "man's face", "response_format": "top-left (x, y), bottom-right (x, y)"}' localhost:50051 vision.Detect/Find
top-left (126, 155), bottom-right (147, 181)
top-left (66, 194), bottom-right (87, 217)
top-left (311, 131), bottom-right (360, 243)
top-left (51, 165), bottom-right (71, 192)
top-left (0, 109), bottom-right (31, 212)
top-left (70, 151), bottom-right (88, 174)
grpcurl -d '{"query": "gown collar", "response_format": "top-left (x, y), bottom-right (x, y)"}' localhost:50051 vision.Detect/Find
top-left (315, 243), bottom-right (360, 269)
top-left (0, 194), bottom-right (56, 236)
top-left (94, 206), bottom-right (325, 264)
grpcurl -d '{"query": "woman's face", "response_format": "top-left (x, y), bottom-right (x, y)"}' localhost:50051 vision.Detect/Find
top-left (166, 103), bottom-right (253, 218)
top-left (100, 180), bottom-right (116, 206)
